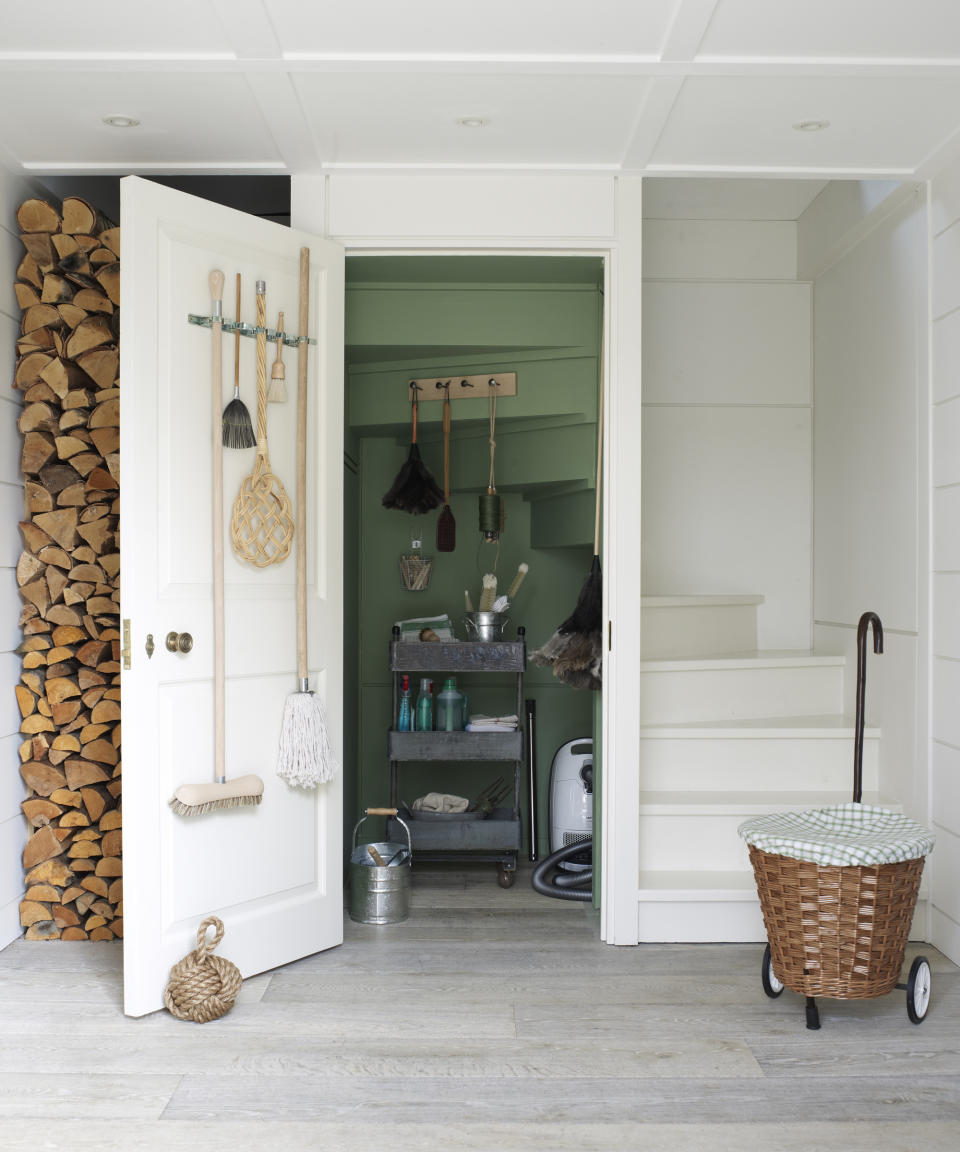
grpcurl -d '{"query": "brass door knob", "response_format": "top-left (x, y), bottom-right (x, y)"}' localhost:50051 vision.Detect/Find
top-left (165, 631), bottom-right (194, 654)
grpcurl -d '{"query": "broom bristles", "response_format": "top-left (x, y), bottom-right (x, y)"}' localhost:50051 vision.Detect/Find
top-left (530, 554), bottom-right (603, 689)
top-left (277, 690), bottom-right (339, 788)
top-left (168, 774), bottom-right (264, 816)
top-left (168, 793), bottom-right (263, 816)
top-left (222, 398), bottom-right (256, 449)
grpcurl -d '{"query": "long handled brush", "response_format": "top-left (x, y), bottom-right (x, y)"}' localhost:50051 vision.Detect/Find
top-left (170, 270), bottom-right (264, 815)
top-left (436, 382), bottom-right (456, 551)
top-left (268, 310), bottom-right (287, 403)
top-left (222, 273), bottom-right (256, 450)
top-left (276, 247), bottom-right (339, 788)
top-left (531, 346), bottom-right (604, 691)
top-left (382, 383), bottom-right (444, 514)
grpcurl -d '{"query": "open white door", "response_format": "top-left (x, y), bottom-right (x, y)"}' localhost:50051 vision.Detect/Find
top-left (119, 177), bottom-right (344, 1016)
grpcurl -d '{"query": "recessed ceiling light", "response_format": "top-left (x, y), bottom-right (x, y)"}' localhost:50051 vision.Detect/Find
top-left (456, 117), bottom-right (488, 129)
top-left (102, 114), bottom-right (140, 129)
top-left (793, 120), bottom-right (830, 133)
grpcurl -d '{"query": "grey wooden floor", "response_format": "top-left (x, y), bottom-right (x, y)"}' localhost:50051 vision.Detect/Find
top-left (1, 862), bottom-right (959, 1151)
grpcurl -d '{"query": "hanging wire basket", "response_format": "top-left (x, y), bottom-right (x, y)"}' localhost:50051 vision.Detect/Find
top-left (399, 552), bottom-right (433, 591)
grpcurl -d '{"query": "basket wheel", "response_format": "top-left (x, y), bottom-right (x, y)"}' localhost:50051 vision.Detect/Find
top-left (761, 943), bottom-right (784, 998)
top-left (497, 865), bottom-right (516, 889)
top-left (907, 955), bottom-right (932, 1024)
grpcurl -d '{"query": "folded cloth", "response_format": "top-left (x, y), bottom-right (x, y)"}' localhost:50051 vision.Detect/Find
top-left (395, 614), bottom-right (455, 642)
top-left (466, 714), bottom-right (518, 732)
top-left (412, 792), bottom-right (469, 813)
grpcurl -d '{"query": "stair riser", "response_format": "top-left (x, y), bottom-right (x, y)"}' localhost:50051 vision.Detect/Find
top-left (639, 815), bottom-right (758, 872)
top-left (640, 665), bottom-right (843, 723)
top-left (637, 898), bottom-right (766, 943)
top-left (636, 896), bottom-right (929, 944)
top-left (641, 604), bottom-right (757, 659)
top-left (638, 736), bottom-right (879, 792)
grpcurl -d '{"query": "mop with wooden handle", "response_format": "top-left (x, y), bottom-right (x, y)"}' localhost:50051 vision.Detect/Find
top-left (169, 270), bottom-right (264, 815)
top-left (276, 248), bottom-right (339, 788)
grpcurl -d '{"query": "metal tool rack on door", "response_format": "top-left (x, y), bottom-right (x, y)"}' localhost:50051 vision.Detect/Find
top-left (386, 624), bottom-right (525, 887)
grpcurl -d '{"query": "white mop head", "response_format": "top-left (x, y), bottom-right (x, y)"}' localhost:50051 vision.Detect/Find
top-left (277, 690), bottom-right (340, 788)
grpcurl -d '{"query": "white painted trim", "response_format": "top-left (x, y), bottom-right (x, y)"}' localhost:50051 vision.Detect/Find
top-left (292, 171), bottom-right (643, 945)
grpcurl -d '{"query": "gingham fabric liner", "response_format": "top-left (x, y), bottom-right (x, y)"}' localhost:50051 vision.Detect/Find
top-left (738, 803), bottom-right (935, 867)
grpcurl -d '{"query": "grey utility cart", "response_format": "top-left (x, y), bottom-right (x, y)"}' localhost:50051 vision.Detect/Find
top-left (386, 624), bottom-right (525, 887)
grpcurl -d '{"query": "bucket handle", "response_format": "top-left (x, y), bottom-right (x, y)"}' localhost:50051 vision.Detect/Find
top-left (352, 807), bottom-right (413, 861)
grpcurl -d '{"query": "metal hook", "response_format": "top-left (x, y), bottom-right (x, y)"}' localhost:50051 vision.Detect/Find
top-left (459, 379), bottom-right (474, 389)
top-left (488, 378), bottom-right (500, 388)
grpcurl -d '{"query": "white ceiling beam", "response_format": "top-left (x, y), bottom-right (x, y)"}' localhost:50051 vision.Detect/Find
top-left (209, 0), bottom-right (282, 59)
top-left (242, 71), bottom-right (330, 173)
top-left (619, 78), bottom-right (685, 171)
top-left (660, 0), bottom-right (722, 62)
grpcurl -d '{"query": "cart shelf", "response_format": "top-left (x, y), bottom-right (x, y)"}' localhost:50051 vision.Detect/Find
top-left (388, 730), bottom-right (523, 761)
top-left (388, 626), bottom-right (526, 886)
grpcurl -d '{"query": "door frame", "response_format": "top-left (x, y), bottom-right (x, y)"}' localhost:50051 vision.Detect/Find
top-left (305, 169), bottom-right (644, 944)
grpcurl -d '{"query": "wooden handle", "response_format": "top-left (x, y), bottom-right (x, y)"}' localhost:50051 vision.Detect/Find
top-left (367, 845), bottom-right (386, 866)
top-left (365, 807), bottom-right (397, 816)
top-left (234, 274), bottom-right (241, 392)
top-left (411, 393), bottom-right (418, 444)
top-left (255, 284), bottom-right (267, 449)
top-left (296, 249), bottom-right (309, 683)
top-left (210, 271), bottom-right (226, 784)
top-left (442, 389), bottom-right (451, 502)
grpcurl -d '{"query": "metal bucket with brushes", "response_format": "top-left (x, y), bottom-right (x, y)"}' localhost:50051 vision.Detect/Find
top-left (349, 807), bottom-right (412, 924)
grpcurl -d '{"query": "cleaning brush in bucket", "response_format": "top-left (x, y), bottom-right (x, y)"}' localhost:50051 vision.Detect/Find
top-left (170, 269), bottom-right (264, 815)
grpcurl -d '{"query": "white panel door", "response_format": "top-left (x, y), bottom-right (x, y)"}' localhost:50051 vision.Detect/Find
top-left (119, 177), bottom-right (344, 1017)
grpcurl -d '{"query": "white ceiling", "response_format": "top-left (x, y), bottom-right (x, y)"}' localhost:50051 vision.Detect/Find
top-left (1, 0), bottom-right (960, 181)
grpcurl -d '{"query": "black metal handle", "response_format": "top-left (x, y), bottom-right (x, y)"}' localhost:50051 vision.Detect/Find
top-left (853, 611), bottom-right (883, 803)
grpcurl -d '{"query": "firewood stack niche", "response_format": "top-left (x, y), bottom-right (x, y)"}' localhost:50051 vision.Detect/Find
top-left (13, 196), bottom-right (122, 941)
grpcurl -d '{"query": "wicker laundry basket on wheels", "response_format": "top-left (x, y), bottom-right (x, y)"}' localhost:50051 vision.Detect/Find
top-left (740, 803), bottom-right (935, 1030)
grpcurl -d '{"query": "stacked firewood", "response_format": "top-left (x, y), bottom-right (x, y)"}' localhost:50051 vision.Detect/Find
top-left (13, 196), bottom-right (122, 941)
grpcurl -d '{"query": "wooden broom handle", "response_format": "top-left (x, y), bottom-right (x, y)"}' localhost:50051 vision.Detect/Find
top-left (210, 269), bottom-right (226, 785)
top-left (594, 328), bottom-right (604, 556)
top-left (296, 248), bottom-right (309, 684)
top-left (442, 387), bottom-right (451, 502)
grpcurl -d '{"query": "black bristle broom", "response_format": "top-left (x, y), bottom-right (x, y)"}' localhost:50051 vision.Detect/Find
top-left (383, 382), bottom-right (444, 515)
top-left (222, 273), bottom-right (256, 450)
top-left (531, 347), bottom-right (604, 690)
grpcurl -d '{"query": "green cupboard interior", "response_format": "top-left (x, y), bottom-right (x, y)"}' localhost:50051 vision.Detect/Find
top-left (341, 254), bottom-right (604, 862)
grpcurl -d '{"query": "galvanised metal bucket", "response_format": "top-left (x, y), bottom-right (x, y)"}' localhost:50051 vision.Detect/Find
top-left (349, 807), bottom-right (412, 925)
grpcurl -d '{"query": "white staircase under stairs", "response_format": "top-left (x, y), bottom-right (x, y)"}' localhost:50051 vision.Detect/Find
top-left (637, 595), bottom-right (886, 942)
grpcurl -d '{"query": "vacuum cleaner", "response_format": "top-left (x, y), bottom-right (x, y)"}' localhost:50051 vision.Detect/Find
top-left (532, 737), bottom-right (593, 901)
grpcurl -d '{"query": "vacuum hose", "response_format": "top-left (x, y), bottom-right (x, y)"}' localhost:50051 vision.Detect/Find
top-left (531, 838), bottom-right (592, 902)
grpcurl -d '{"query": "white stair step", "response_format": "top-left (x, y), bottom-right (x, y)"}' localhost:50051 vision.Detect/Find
top-left (637, 872), bottom-right (766, 942)
top-left (637, 790), bottom-right (892, 873)
top-left (636, 871), bottom-right (929, 944)
top-left (641, 594), bottom-right (763, 659)
top-left (640, 652), bottom-right (844, 723)
top-left (639, 714), bottom-right (879, 792)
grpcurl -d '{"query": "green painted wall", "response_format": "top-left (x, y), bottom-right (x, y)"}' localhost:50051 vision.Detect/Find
top-left (343, 256), bottom-right (603, 861)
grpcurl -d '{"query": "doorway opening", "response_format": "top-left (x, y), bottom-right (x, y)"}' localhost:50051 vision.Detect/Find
top-left (341, 253), bottom-right (605, 890)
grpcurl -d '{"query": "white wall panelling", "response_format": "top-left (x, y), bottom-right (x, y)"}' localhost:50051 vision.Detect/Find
top-left (642, 282), bottom-right (811, 406)
top-left (0, 167), bottom-right (33, 949)
top-left (931, 150), bottom-right (960, 963)
top-left (642, 406), bottom-right (811, 650)
top-left (811, 192), bottom-right (925, 633)
top-left (642, 220), bottom-right (798, 281)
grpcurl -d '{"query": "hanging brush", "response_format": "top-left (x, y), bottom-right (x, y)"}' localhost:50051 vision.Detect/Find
top-left (268, 310), bottom-right (287, 403)
top-left (382, 382), bottom-right (444, 515)
top-left (478, 382), bottom-right (503, 541)
top-left (436, 382), bottom-right (456, 551)
top-left (222, 273), bottom-right (256, 450)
